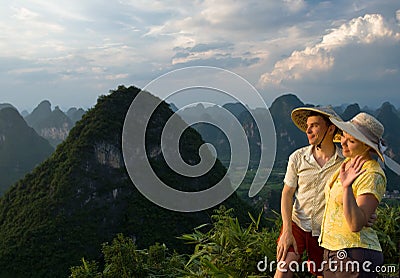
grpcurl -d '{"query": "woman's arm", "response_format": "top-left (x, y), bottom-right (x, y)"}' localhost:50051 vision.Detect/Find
top-left (340, 155), bottom-right (379, 232)
top-left (342, 189), bottom-right (379, 232)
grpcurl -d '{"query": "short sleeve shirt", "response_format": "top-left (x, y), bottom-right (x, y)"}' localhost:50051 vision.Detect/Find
top-left (319, 159), bottom-right (386, 251)
top-left (284, 145), bottom-right (344, 236)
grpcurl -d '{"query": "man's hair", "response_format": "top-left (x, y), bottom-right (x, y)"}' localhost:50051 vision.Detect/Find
top-left (308, 111), bottom-right (331, 126)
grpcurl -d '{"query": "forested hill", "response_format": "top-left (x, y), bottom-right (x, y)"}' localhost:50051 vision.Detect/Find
top-left (0, 107), bottom-right (54, 195)
top-left (0, 85), bottom-right (251, 278)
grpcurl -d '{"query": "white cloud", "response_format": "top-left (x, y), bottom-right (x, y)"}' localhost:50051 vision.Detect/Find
top-left (105, 73), bottom-right (129, 80)
top-left (321, 14), bottom-right (397, 47)
top-left (258, 13), bottom-right (400, 87)
top-left (200, 0), bottom-right (242, 25)
top-left (283, 0), bottom-right (306, 13)
top-left (0, 1), bottom-right (399, 110)
top-left (12, 7), bottom-right (39, 20)
top-left (11, 6), bottom-right (65, 33)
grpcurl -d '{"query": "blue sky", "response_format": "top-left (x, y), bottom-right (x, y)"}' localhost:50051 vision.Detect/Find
top-left (0, 0), bottom-right (399, 112)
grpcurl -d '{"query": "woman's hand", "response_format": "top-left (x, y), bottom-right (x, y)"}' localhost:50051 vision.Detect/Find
top-left (340, 155), bottom-right (366, 188)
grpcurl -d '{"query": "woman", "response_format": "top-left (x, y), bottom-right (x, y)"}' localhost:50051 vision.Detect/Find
top-left (319, 112), bottom-right (386, 277)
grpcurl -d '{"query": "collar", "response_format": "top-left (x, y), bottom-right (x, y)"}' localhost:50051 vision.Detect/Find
top-left (304, 144), bottom-right (344, 163)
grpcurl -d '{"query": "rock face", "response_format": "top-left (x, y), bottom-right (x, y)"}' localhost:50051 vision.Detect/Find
top-left (94, 142), bottom-right (124, 169)
top-left (0, 107), bottom-right (54, 195)
top-left (0, 86), bottom-right (250, 278)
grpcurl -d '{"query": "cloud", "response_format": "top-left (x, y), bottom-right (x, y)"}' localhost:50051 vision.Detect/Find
top-left (0, 1), bottom-right (399, 110)
top-left (283, 0), bottom-right (306, 13)
top-left (171, 42), bottom-right (259, 69)
top-left (11, 6), bottom-right (65, 33)
top-left (258, 13), bottom-right (400, 87)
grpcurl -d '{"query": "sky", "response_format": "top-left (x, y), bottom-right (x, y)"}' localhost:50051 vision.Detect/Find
top-left (0, 0), bottom-right (399, 112)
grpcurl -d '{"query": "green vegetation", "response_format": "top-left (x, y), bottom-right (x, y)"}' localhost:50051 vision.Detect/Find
top-left (234, 168), bottom-right (284, 213)
top-left (178, 207), bottom-right (279, 277)
top-left (0, 107), bottom-right (54, 195)
top-left (1, 88), bottom-right (399, 277)
top-left (70, 235), bottom-right (185, 278)
top-left (70, 205), bottom-right (399, 277)
top-left (0, 86), bottom-right (252, 277)
top-left (69, 206), bottom-right (280, 277)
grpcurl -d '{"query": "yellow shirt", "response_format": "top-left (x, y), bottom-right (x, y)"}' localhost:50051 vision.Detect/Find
top-left (319, 159), bottom-right (386, 251)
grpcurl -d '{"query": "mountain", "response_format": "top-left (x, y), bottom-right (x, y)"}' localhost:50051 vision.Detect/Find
top-left (223, 102), bottom-right (248, 119)
top-left (167, 102), bottom-right (179, 112)
top-left (269, 94), bottom-right (308, 164)
top-left (20, 110), bottom-right (29, 117)
top-left (25, 101), bottom-right (74, 147)
top-left (178, 95), bottom-right (400, 192)
top-left (375, 102), bottom-right (400, 191)
top-left (0, 86), bottom-right (251, 278)
top-left (178, 103), bottom-right (234, 165)
top-left (341, 103), bottom-right (361, 121)
top-left (177, 94), bottom-right (308, 168)
top-left (24, 100), bottom-right (52, 126)
top-left (0, 103), bottom-right (16, 111)
top-left (66, 107), bottom-right (86, 124)
top-left (0, 107), bottom-right (54, 195)
top-left (186, 93), bottom-right (310, 167)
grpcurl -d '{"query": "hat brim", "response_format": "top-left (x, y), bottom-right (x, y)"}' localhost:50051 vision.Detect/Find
top-left (291, 106), bottom-right (341, 133)
top-left (330, 117), bottom-right (384, 161)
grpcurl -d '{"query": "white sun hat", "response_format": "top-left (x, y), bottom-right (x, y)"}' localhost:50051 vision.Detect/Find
top-left (330, 112), bottom-right (385, 161)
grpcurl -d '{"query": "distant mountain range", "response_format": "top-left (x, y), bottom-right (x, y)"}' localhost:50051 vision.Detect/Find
top-left (0, 102), bottom-right (86, 196)
top-left (24, 100), bottom-right (85, 147)
top-left (176, 94), bottom-right (400, 191)
top-left (0, 89), bottom-right (398, 277)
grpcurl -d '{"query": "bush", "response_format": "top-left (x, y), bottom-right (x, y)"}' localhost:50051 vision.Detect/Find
top-left (69, 234), bottom-right (186, 278)
top-left (179, 206), bottom-right (280, 277)
top-left (70, 205), bottom-right (399, 277)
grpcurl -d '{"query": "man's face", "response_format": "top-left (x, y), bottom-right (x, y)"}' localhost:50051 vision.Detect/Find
top-left (305, 115), bottom-right (329, 146)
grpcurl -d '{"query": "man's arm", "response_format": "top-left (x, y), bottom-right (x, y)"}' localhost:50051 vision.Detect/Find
top-left (276, 184), bottom-right (298, 261)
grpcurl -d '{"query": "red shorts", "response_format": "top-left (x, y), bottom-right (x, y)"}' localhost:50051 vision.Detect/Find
top-left (277, 221), bottom-right (324, 276)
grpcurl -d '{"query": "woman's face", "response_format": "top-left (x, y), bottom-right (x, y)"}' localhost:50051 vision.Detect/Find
top-left (340, 131), bottom-right (370, 158)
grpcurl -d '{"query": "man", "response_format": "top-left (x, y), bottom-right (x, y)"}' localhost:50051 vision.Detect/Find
top-left (275, 106), bottom-right (343, 278)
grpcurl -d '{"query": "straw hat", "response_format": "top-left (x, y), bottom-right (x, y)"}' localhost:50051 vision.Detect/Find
top-left (329, 112), bottom-right (385, 161)
top-left (291, 105), bottom-right (342, 132)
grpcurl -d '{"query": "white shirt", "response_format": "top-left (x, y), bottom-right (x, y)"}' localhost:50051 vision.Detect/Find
top-left (284, 145), bottom-right (344, 236)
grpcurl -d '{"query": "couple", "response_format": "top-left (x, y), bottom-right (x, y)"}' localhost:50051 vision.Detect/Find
top-left (275, 106), bottom-right (392, 278)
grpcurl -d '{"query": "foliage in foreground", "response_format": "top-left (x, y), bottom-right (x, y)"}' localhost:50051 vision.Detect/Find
top-left (70, 207), bottom-right (280, 277)
top-left (70, 205), bottom-right (400, 277)
top-left (70, 234), bottom-right (185, 278)
top-left (178, 207), bottom-right (279, 277)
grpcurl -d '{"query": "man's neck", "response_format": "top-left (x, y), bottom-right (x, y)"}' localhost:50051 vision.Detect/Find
top-left (313, 143), bottom-right (336, 167)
